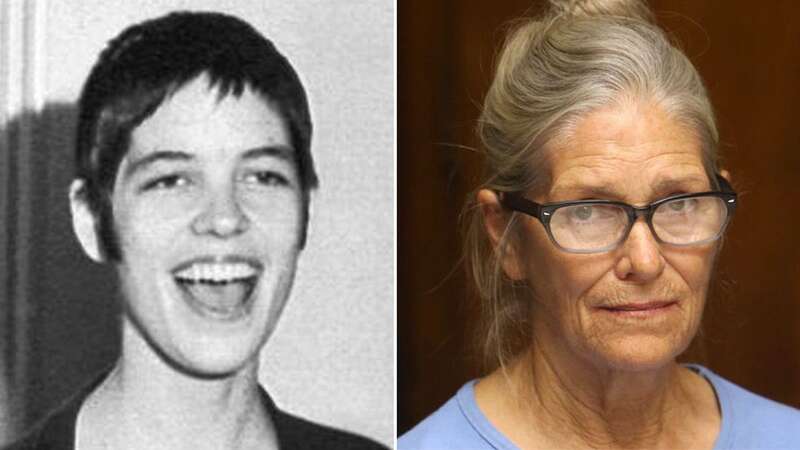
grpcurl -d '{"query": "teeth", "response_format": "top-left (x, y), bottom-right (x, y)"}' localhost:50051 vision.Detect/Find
top-left (175, 262), bottom-right (258, 283)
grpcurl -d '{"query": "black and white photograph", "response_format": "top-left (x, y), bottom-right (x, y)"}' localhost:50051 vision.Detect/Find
top-left (0, 1), bottom-right (393, 449)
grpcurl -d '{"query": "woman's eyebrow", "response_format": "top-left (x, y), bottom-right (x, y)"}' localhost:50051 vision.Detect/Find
top-left (240, 145), bottom-right (294, 162)
top-left (550, 183), bottom-right (621, 200)
top-left (123, 150), bottom-right (194, 179)
top-left (651, 175), bottom-right (708, 195)
top-left (549, 175), bottom-right (708, 201)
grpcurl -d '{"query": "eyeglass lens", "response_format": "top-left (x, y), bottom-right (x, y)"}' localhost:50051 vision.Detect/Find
top-left (548, 196), bottom-right (729, 252)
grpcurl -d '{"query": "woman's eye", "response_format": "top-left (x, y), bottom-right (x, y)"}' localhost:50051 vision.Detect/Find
top-left (572, 205), bottom-right (594, 221)
top-left (244, 171), bottom-right (290, 187)
top-left (667, 199), bottom-right (695, 212)
top-left (142, 175), bottom-right (189, 191)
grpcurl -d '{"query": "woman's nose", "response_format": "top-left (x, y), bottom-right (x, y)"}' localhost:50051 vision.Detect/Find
top-left (614, 220), bottom-right (665, 282)
top-left (191, 187), bottom-right (249, 237)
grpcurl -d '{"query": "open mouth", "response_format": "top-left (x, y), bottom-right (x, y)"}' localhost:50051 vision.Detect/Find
top-left (172, 257), bottom-right (263, 320)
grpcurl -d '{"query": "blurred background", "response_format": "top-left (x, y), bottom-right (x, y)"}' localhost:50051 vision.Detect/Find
top-left (0, 0), bottom-right (393, 446)
top-left (399, 0), bottom-right (800, 434)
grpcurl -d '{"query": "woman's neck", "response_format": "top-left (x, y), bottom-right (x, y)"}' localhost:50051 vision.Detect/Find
top-left (475, 344), bottom-right (720, 450)
top-left (76, 318), bottom-right (277, 450)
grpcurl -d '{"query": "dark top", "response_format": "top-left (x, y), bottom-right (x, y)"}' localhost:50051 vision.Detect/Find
top-left (4, 372), bottom-right (387, 450)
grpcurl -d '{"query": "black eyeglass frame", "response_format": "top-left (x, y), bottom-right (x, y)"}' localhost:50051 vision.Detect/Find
top-left (500, 175), bottom-right (738, 254)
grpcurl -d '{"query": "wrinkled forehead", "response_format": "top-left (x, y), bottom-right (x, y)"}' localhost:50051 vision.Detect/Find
top-left (541, 102), bottom-right (709, 202)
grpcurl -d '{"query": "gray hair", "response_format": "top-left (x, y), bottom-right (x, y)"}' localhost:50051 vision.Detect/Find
top-left (465, 0), bottom-right (720, 371)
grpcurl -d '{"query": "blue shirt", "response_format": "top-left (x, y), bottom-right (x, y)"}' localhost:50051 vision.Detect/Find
top-left (399, 365), bottom-right (800, 450)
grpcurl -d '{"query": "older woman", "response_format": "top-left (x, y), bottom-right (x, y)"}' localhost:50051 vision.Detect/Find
top-left (400, 1), bottom-right (800, 449)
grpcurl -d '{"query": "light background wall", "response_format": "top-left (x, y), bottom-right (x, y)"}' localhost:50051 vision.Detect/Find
top-left (1, 0), bottom-right (393, 446)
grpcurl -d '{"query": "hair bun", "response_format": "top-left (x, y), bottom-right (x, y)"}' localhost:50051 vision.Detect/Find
top-left (547, 0), bottom-right (654, 22)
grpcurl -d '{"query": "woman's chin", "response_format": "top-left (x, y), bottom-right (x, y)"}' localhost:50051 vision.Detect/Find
top-left (163, 336), bottom-right (261, 379)
top-left (589, 335), bottom-right (689, 372)
top-left (173, 352), bottom-right (254, 379)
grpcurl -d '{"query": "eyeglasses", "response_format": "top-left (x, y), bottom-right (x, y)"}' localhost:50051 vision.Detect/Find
top-left (500, 175), bottom-right (737, 254)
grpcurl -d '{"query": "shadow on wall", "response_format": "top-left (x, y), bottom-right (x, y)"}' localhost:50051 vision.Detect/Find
top-left (1, 103), bottom-right (120, 444)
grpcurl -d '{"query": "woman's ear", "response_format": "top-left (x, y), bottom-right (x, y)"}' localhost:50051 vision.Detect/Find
top-left (69, 179), bottom-right (105, 263)
top-left (477, 189), bottom-right (525, 281)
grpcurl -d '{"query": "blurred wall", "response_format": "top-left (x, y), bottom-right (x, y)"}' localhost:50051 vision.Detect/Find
top-left (1, 0), bottom-right (393, 446)
top-left (399, 0), bottom-right (800, 434)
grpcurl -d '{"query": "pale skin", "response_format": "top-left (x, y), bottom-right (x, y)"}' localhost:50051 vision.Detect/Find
top-left (68, 76), bottom-right (304, 450)
top-left (477, 101), bottom-right (729, 450)
top-left (73, 322), bottom-right (274, 450)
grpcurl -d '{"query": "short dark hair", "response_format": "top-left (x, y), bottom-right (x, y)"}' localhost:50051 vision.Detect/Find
top-left (75, 11), bottom-right (318, 261)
